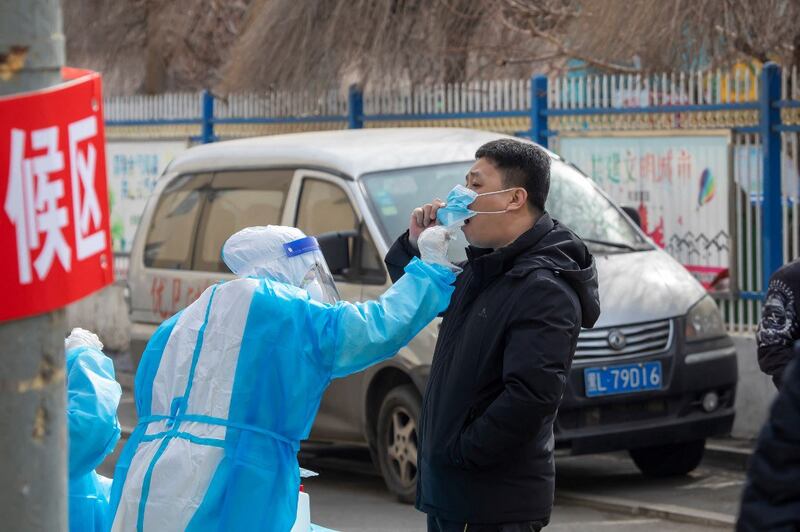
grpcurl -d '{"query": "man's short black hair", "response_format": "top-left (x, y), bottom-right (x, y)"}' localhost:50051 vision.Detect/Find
top-left (475, 139), bottom-right (551, 212)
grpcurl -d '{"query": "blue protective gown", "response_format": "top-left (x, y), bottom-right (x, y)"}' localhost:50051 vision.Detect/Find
top-left (66, 345), bottom-right (122, 532)
top-left (109, 257), bottom-right (455, 531)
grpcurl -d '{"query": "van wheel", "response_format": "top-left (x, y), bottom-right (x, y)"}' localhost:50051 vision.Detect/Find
top-left (629, 439), bottom-right (706, 477)
top-left (376, 385), bottom-right (420, 504)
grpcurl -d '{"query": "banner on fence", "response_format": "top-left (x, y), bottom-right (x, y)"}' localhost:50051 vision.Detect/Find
top-left (559, 133), bottom-right (731, 289)
top-left (106, 140), bottom-right (187, 252)
top-left (0, 72), bottom-right (114, 321)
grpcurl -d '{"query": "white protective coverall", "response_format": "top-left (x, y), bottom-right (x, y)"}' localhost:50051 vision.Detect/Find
top-left (109, 225), bottom-right (457, 531)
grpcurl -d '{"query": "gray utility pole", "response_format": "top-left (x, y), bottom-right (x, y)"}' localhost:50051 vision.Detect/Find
top-left (0, 1), bottom-right (68, 531)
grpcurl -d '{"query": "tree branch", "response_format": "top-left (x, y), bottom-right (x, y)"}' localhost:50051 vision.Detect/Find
top-left (528, 26), bottom-right (641, 73)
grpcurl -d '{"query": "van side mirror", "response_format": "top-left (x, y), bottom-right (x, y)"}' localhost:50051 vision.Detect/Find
top-left (315, 230), bottom-right (357, 275)
top-left (622, 206), bottom-right (642, 229)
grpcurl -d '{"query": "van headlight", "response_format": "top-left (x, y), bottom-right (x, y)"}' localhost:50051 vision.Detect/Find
top-left (685, 296), bottom-right (726, 342)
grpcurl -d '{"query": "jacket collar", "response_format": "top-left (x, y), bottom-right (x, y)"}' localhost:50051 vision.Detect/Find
top-left (467, 213), bottom-right (555, 285)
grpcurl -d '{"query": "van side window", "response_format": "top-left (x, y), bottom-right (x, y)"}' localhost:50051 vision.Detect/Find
top-left (359, 228), bottom-right (384, 277)
top-left (193, 170), bottom-right (292, 273)
top-left (144, 173), bottom-right (211, 270)
top-left (295, 178), bottom-right (385, 284)
top-left (296, 179), bottom-right (357, 235)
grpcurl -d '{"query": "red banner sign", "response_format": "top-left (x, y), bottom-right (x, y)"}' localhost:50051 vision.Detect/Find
top-left (0, 72), bottom-right (113, 321)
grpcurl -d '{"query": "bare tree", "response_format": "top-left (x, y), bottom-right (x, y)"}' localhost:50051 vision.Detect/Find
top-left (63, 0), bottom-right (800, 95)
top-left (505, 0), bottom-right (800, 75)
top-left (64, 0), bottom-right (250, 94)
top-left (218, 0), bottom-right (537, 93)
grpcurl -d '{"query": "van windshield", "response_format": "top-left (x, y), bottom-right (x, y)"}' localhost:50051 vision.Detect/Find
top-left (361, 159), bottom-right (650, 261)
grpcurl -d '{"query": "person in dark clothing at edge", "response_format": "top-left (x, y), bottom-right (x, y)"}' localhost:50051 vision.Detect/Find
top-left (385, 139), bottom-right (601, 532)
top-left (757, 259), bottom-right (800, 388)
top-left (738, 348), bottom-right (800, 531)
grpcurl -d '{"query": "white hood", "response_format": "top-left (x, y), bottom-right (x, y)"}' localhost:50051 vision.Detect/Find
top-left (222, 225), bottom-right (307, 279)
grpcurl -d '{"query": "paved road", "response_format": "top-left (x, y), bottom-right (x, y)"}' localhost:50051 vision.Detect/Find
top-left (556, 452), bottom-right (744, 520)
top-left (303, 468), bottom-right (719, 531)
top-left (299, 447), bottom-right (736, 531)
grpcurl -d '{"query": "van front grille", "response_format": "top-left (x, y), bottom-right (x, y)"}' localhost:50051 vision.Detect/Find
top-left (575, 320), bottom-right (673, 361)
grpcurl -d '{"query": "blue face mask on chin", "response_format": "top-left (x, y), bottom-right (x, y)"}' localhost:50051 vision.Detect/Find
top-left (436, 184), bottom-right (520, 228)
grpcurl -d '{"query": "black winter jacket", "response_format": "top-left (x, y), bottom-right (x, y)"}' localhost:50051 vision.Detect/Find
top-left (385, 213), bottom-right (600, 524)
top-left (757, 259), bottom-right (800, 388)
top-left (738, 353), bottom-right (800, 531)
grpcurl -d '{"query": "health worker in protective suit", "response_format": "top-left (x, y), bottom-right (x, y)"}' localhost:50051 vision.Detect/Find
top-left (65, 328), bottom-right (122, 532)
top-left (109, 224), bottom-right (459, 531)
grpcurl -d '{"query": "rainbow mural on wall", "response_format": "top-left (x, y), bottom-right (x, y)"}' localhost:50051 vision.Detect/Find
top-left (698, 168), bottom-right (715, 207)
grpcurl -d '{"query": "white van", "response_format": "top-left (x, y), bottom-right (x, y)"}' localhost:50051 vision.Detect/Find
top-left (127, 128), bottom-right (737, 502)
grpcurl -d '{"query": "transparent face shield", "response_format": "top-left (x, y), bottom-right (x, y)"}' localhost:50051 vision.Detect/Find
top-left (283, 237), bottom-right (341, 305)
top-left (299, 260), bottom-right (341, 304)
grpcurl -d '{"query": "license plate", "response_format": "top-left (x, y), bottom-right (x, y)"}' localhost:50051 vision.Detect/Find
top-left (583, 362), bottom-right (662, 398)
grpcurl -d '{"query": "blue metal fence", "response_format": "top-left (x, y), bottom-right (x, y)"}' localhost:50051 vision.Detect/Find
top-left (760, 64), bottom-right (783, 296)
top-left (104, 64), bottom-right (800, 330)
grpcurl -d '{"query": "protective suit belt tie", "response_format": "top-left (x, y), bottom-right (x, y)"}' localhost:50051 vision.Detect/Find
top-left (137, 413), bottom-right (298, 448)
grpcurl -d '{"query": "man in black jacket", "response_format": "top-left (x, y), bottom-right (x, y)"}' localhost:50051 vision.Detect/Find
top-left (385, 139), bottom-right (601, 531)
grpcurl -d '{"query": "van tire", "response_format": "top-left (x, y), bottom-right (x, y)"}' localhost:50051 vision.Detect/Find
top-left (375, 385), bottom-right (421, 504)
top-left (629, 439), bottom-right (706, 477)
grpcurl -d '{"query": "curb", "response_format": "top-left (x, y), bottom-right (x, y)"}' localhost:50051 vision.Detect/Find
top-left (556, 490), bottom-right (736, 528)
top-left (705, 442), bottom-right (753, 471)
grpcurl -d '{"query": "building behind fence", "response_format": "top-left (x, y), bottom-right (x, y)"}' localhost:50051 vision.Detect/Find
top-left (104, 64), bottom-right (800, 333)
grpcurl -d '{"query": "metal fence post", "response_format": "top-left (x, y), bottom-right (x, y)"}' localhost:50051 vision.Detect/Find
top-left (530, 75), bottom-right (549, 148)
top-left (760, 62), bottom-right (783, 289)
top-left (348, 84), bottom-right (364, 129)
top-left (201, 90), bottom-right (215, 143)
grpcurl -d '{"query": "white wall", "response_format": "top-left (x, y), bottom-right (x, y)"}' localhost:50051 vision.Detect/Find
top-left (731, 333), bottom-right (777, 439)
top-left (65, 284), bottom-right (130, 352)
